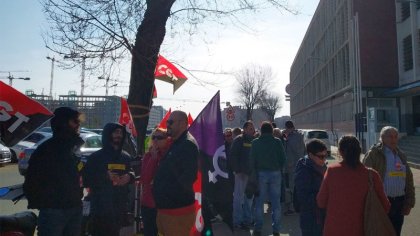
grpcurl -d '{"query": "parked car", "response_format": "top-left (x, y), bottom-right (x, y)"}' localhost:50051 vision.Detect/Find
top-left (10, 132), bottom-right (52, 163)
top-left (0, 143), bottom-right (12, 164)
top-left (301, 129), bottom-right (331, 156)
top-left (18, 133), bottom-right (102, 175)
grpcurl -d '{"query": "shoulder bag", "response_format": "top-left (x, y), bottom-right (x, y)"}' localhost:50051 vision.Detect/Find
top-left (364, 168), bottom-right (396, 236)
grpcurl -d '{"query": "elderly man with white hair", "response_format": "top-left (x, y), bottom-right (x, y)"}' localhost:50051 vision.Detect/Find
top-left (363, 126), bottom-right (415, 236)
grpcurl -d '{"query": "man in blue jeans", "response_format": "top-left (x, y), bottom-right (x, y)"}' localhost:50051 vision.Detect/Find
top-left (249, 121), bottom-right (286, 236)
top-left (24, 107), bottom-right (84, 236)
top-left (230, 121), bottom-right (255, 230)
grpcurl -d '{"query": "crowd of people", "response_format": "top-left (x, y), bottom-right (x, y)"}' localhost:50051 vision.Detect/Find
top-left (21, 106), bottom-right (416, 236)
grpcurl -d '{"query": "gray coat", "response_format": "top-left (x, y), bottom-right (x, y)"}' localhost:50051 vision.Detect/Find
top-left (285, 130), bottom-right (305, 175)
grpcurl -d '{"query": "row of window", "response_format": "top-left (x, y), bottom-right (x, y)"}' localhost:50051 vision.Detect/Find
top-left (293, 100), bottom-right (354, 125)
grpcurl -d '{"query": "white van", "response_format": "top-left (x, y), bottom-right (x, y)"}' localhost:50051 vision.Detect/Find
top-left (300, 129), bottom-right (331, 156)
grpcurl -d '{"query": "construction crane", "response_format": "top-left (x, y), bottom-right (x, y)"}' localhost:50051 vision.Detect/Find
top-left (0, 71), bottom-right (30, 86)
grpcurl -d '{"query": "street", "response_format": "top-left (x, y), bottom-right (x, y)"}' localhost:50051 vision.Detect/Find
top-left (1, 163), bottom-right (420, 235)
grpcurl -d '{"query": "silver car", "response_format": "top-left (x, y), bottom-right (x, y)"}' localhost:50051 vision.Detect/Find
top-left (11, 131), bottom-right (52, 163)
top-left (0, 143), bottom-right (12, 164)
top-left (18, 133), bottom-right (102, 175)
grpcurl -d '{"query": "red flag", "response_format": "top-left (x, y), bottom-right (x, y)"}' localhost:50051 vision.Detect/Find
top-left (157, 108), bottom-right (171, 129)
top-left (190, 171), bottom-right (203, 236)
top-left (154, 55), bottom-right (188, 93)
top-left (153, 85), bottom-right (157, 98)
top-left (0, 81), bottom-right (53, 146)
top-left (188, 113), bottom-right (194, 127)
top-left (119, 97), bottom-right (137, 137)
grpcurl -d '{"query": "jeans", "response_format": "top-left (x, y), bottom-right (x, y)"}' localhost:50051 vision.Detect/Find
top-left (38, 207), bottom-right (82, 236)
top-left (141, 206), bottom-right (158, 236)
top-left (388, 196), bottom-right (405, 236)
top-left (233, 173), bottom-right (253, 226)
top-left (254, 171), bottom-right (282, 233)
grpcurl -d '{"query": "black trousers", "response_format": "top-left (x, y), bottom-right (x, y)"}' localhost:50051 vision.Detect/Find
top-left (388, 196), bottom-right (405, 236)
top-left (141, 206), bottom-right (158, 236)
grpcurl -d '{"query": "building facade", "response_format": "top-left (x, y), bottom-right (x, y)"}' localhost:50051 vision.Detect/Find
top-left (289, 0), bottom-right (399, 150)
top-left (390, 1), bottom-right (420, 135)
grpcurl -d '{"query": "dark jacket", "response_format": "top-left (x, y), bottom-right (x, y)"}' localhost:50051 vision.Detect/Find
top-left (230, 134), bottom-right (254, 174)
top-left (250, 134), bottom-right (286, 172)
top-left (294, 156), bottom-right (326, 235)
top-left (23, 135), bottom-right (84, 209)
top-left (363, 142), bottom-right (415, 209)
top-left (82, 123), bottom-right (135, 219)
top-left (153, 131), bottom-right (199, 209)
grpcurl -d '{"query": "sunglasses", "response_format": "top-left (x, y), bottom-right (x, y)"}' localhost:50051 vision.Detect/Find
top-left (152, 135), bottom-right (166, 140)
top-left (166, 119), bottom-right (175, 125)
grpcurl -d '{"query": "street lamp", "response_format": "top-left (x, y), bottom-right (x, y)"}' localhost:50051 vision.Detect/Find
top-left (46, 56), bottom-right (58, 98)
top-left (64, 53), bottom-right (88, 96)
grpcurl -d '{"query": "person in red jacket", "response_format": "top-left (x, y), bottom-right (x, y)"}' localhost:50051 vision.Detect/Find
top-left (140, 128), bottom-right (171, 236)
top-left (317, 135), bottom-right (390, 236)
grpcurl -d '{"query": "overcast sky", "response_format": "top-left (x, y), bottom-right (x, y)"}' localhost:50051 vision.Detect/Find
top-left (0, 0), bottom-right (319, 118)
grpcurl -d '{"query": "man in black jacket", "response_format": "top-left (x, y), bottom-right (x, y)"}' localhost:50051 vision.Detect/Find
top-left (23, 107), bottom-right (84, 236)
top-left (153, 110), bottom-right (199, 236)
top-left (230, 120), bottom-right (255, 230)
top-left (82, 123), bottom-right (135, 236)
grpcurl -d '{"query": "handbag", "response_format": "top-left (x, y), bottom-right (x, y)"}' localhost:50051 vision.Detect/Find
top-left (364, 168), bottom-right (396, 236)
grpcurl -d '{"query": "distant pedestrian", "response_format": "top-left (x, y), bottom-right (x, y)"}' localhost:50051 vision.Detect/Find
top-left (232, 127), bottom-right (242, 139)
top-left (153, 111), bottom-right (199, 236)
top-left (139, 128), bottom-right (171, 236)
top-left (249, 121), bottom-right (286, 236)
top-left (231, 121), bottom-right (255, 230)
top-left (294, 139), bottom-right (327, 236)
top-left (363, 126), bottom-right (415, 236)
top-left (283, 120), bottom-right (305, 215)
top-left (83, 123), bottom-right (135, 236)
top-left (24, 107), bottom-right (84, 236)
top-left (317, 136), bottom-right (390, 236)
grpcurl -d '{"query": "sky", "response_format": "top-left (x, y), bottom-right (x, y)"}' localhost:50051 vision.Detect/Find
top-left (0, 0), bottom-right (319, 118)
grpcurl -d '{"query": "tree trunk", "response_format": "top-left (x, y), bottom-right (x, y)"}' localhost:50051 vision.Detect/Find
top-left (127, 0), bottom-right (176, 155)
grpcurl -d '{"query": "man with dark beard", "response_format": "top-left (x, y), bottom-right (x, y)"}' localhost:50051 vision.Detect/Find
top-left (83, 123), bottom-right (135, 236)
top-left (24, 107), bottom-right (84, 236)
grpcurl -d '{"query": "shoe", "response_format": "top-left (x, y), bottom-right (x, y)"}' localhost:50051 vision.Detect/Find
top-left (273, 233), bottom-right (280, 236)
top-left (252, 231), bottom-right (261, 236)
top-left (283, 209), bottom-right (295, 216)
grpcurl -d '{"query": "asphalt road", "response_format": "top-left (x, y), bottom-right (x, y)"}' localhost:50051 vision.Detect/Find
top-left (1, 163), bottom-right (419, 236)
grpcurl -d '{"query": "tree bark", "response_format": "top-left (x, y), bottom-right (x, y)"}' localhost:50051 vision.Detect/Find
top-left (127, 0), bottom-right (176, 155)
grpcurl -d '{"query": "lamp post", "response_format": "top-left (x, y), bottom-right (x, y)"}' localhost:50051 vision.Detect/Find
top-left (46, 56), bottom-right (58, 98)
top-left (64, 53), bottom-right (87, 96)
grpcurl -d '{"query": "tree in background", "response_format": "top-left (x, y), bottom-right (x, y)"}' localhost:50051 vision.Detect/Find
top-left (259, 92), bottom-right (282, 121)
top-left (41, 0), bottom-right (296, 154)
top-left (235, 64), bottom-right (274, 120)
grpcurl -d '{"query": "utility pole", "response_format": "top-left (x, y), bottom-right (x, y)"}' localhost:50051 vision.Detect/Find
top-left (46, 56), bottom-right (58, 98)
top-left (63, 53), bottom-right (90, 96)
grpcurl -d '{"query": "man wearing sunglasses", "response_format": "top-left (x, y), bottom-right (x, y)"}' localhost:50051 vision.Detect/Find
top-left (153, 110), bottom-right (199, 236)
top-left (24, 107), bottom-right (85, 236)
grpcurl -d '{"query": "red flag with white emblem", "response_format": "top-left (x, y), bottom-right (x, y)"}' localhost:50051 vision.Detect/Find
top-left (154, 55), bottom-right (188, 93)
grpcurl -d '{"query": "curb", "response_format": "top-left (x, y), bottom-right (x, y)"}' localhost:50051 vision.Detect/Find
top-left (408, 162), bottom-right (420, 170)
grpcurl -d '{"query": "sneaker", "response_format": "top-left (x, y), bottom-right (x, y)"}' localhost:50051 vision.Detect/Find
top-left (273, 232), bottom-right (280, 236)
top-left (283, 209), bottom-right (295, 216)
top-left (252, 231), bottom-right (262, 236)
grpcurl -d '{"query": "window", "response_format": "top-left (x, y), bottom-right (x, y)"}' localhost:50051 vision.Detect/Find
top-left (403, 35), bottom-right (413, 71)
top-left (401, 2), bottom-right (410, 21)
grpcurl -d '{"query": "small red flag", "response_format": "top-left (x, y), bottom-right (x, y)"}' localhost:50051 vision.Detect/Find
top-left (157, 108), bottom-right (171, 129)
top-left (119, 97), bottom-right (137, 137)
top-left (154, 55), bottom-right (188, 93)
top-left (188, 113), bottom-right (194, 127)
